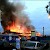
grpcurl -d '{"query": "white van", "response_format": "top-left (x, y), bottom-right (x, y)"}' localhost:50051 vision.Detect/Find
top-left (23, 41), bottom-right (44, 50)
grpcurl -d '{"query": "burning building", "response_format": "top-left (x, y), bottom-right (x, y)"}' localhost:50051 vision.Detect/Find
top-left (0, 0), bottom-right (35, 39)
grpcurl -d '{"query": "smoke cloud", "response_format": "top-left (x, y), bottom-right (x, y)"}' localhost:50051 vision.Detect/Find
top-left (0, 0), bottom-right (35, 32)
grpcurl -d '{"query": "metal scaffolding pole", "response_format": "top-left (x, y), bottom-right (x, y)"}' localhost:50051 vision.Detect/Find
top-left (43, 27), bottom-right (44, 36)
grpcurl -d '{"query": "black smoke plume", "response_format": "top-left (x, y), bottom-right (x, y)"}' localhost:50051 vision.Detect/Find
top-left (0, 0), bottom-right (16, 30)
top-left (0, 0), bottom-right (35, 31)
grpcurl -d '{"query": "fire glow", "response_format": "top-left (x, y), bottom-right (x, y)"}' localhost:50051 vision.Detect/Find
top-left (36, 32), bottom-right (42, 37)
top-left (48, 14), bottom-right (50, 19)
top-left (6, 22), bottom-right (31, 33)
top-left (0, 2), bottom-right (35, 38)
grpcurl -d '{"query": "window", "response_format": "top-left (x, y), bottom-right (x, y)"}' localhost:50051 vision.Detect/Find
top-left (25, 42), bottom-right (36, 47)
top-left (9, 36), bottom-right (12, 41)
top-left (37, 43), bottom-right (41, 47)
top-left (37, 43), bottom-right (44, 47)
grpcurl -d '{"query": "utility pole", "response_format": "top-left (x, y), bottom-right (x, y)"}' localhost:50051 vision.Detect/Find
top-left (43, 27), bottom-right (44, 36)
top-left (0, 10), bottom-right (2, 22)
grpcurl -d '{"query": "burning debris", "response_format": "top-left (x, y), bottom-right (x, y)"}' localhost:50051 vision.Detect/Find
top-left (0, 0), bottom-right (35, 38)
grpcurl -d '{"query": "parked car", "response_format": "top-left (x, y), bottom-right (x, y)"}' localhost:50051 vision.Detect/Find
top-left (21, 41), bottom-right (44, 50)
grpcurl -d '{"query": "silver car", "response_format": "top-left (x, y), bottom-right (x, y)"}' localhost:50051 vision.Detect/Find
top-left (23, 41), bottom-right (44, 50)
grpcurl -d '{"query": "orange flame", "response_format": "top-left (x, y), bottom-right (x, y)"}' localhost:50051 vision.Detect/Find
top-left (36, 32), bottom-right (42, 36)
top-left (6, 22), bottom-right (31, 34)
